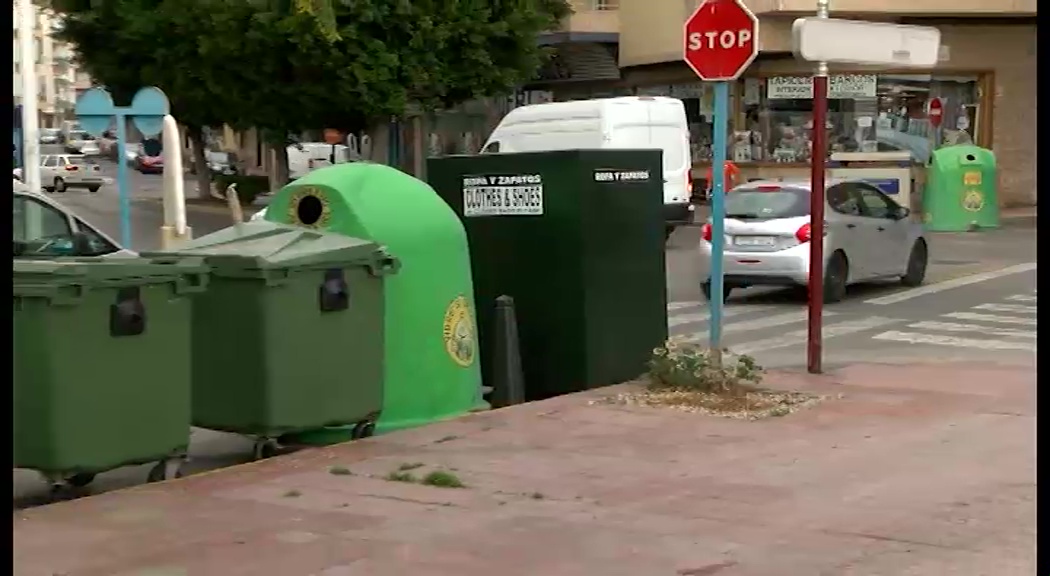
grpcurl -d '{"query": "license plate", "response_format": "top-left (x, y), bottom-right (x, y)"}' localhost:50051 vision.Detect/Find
top-left (735, 235), bottom-right (776, 247)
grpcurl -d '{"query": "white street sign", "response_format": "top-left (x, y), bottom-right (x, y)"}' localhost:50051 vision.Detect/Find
top-left (792, 18), bottom-right (941, 67)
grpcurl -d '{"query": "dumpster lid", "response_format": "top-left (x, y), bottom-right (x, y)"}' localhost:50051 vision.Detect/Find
top-left (157, 220), bottom-right (385, 271)
top-left (13, 256), bottom-right (207, 287)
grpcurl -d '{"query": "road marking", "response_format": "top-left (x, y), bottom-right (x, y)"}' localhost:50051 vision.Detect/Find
top-left (729, 316), bottom-right (900, 355)
top-left (667, 305), bottom-right (772, 331)
top-left (872, 330), bottom-right (1036, 352)
top-left (942, 312), bottom-right (1038, 326)
top-left (971, 303), bottom-right (1037, 314)
top-left (1005, 294), bottom-right (1038, 302)
top-left (863, 262), bottom-right (1038, 305)
top-left (668, 301), bottom-right (703, 312)
top-left (906, 321), bottom-right (1036, 339)
top-left (682, 310), bottom-right (838, 342)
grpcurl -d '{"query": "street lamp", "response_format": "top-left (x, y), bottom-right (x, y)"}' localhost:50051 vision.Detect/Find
top-left (17, 0), bottom-right (41, 192)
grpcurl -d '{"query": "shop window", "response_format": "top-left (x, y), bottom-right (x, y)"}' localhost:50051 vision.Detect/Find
top-left (636, 83), bottom-right (734, 164)
top-left (743, 74), bottom-right (980, 165)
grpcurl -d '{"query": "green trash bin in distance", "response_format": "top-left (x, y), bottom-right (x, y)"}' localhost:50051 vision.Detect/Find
top-left (263, 163), bottom-right (485, 437)
top-left (13, 256), bottom-right (208, 485)
top-left (426, 149), bottom-right (668, 400)
top-left (923, 145), bottom-right (1000, 232)
top-left (149, 221), bottom-right (397, 445)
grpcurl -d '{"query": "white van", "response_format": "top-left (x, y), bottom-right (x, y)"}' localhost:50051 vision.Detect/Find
top-left (481, 96), bottom-right (693, 238)
top-left (287, 142), bottom-right (352, 180)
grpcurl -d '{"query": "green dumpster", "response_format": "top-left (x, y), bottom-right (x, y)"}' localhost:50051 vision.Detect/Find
top-left (427, 149), bottom-right (668, 400)
top-left (14, 256), bottom-right (208, 488)
top-left (151, 221), bottom-right (397, 458)
top-left (263, 163), bottom-right (485, 437)
top-left (923, 145), bottom-right (999, 231)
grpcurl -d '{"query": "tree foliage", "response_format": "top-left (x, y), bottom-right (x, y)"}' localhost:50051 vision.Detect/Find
top-left (51, 0), bottom-right (571, 184)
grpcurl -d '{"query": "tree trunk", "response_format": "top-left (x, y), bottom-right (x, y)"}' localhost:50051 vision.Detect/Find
top-left (367, 122), bottom-right (390, 165)
top-left (187, 126), bottom-right (211, 200)
top-left (271, 141), bottom-right (290, 188)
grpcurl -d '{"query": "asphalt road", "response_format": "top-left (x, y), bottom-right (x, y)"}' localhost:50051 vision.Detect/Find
top-left (12, 158), bottom-right (1038, 508)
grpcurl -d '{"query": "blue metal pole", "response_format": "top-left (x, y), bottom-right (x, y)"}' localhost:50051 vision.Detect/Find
top-left (708, 80), bottom-right (729, 362)
top-left (114, 113), bottom-right (132, 248)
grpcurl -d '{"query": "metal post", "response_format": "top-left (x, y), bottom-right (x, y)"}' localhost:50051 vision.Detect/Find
top-left (807, 0), bottom-right (830, 374)
top-left (114, 115), bottom-right (133, 248)
top-left (17, 0), bottom-right (40, 192)
top-left (708, 80), bottom-right (730, 366)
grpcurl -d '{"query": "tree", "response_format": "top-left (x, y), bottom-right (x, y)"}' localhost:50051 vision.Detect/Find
top-left (53, 0), bottom-right (572, 189)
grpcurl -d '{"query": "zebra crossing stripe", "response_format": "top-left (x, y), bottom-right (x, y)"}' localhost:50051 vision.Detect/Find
top-left (667, 305), bottom-right (775, 331)
top-left (971, 303), bottom-right (1037, 314)
top-left (728, 316), bottom-right (900, 355)
top-left (681, 310), bottom-right (838, 342)
top-left (863, 262), bottom-right (1038, 305)
top-left (942, 312), bottom-right (1037, 326)
top-left (872, 330), bottom-right (1036, 351)
top-left (667, 301), bottom-right (703, 312)
top-left (1005, 294), bottom-right (1038, 302)
top-left (906, 321), bottom-right (1036, 339)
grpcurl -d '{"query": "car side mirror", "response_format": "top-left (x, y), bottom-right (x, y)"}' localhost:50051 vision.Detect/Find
top-left (72, 231), bottom-right (94, 255)
top-left (896, 207), bottom-right (911, 220)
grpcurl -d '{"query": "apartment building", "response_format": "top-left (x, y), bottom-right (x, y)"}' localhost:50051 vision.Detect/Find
top-left (12, 4), bottom-right (81, 128)
top-left (528, 0), bottom-right (1036, 208)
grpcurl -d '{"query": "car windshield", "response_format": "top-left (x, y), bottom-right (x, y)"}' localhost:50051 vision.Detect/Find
top-left (724, 186), bottom-right (810, 219)
top-left (66, 156), bottom-right (90, 165)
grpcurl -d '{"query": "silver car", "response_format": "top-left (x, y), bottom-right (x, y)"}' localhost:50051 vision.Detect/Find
top-left (37, 154), bottom-right (106, 193)
top-left (698, 179), bottom-right (928, 303)
top-left (13, 182), bottom-right (133, 258)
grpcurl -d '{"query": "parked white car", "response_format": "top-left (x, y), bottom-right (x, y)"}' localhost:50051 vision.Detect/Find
top-left (698, 179), bottom-right (928, 303)
top-left (287, 142), bottom-right (352, 180)
top-left (16, 154), bottom-right (107, 193)
top-left (13, 184), bottom-right (133, 258)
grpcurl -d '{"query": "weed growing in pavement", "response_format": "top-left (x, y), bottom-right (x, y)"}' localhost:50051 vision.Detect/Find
top-left (328, 466), bottom-right (353, 476)
top-left (283, 489), bottom-right (302, 498)
top-left (385, 471), bottom-right (418, 483)
top-left (398, 462), bottom-right (425, 472)
top-left (421, 470), bottom-right (465, 488)
top-left (593, 338), bottom-right (824, 420)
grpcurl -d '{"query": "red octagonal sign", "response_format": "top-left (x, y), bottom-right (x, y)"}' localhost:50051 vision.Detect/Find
top-left (683, 0), bottom-right (760, 82)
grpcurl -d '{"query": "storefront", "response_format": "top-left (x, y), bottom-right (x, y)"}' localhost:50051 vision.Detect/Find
top-left (620, 21), bottom-right (1036, 208)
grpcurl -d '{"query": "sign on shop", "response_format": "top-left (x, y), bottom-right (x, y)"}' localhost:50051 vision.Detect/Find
top-left (766, 74), bottom-right (877, 99)
top-left (593, 170), bottom-right (652, 183)
top-left (462, 174), bottom-right (544, 217)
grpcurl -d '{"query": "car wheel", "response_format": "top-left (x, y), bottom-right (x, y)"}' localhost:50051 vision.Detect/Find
top-left (53, 177), bottom-right (67, 193)
top-left (822, 251), bottom-right (848, 304)
top-left (901, 240), bottom-right (928, 287)
top-left (702, 281), bottom-right (733, 304)
top-left (87, 185), bottom-right (100, 193)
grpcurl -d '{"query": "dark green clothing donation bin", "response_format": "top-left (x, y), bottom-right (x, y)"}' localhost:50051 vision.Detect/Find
top-left (427, 149), bottom-right (668, 401)
top-left (923, 145), bottom-right (999, 231)
top-left (153, 221), bottom-right (398, 457)
top-left (13, 256), bottom-right (208, 487)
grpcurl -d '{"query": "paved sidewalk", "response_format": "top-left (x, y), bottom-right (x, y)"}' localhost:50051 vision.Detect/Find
top-left (13, 362), bottom-right (1035, 576)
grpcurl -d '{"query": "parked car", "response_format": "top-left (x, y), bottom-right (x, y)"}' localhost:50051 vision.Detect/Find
top-left (13, 184), bottom-right (132, 258)
top-left (63, 130), bottom-right (97, 154)
top-left (39, 128), bottom-right (62, 145)
top-left (14, 154), bottom-right (107, 193)
top-left (698, 179), bottom-right (928, 303)
top-left (134, 153), bottom-right (164, 174)
top-left (287, 142), bottom-right (351, 180)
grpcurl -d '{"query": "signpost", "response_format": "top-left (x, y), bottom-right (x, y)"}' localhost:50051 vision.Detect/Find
top-left (76, 87), bottom-right (170, 248)
top-left (684, 0), bottom-right (759, 366)
top-left (792, 6), bottom-right (940, 374)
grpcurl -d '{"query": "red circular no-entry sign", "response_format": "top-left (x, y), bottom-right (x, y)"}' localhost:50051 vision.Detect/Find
top-left (683, 0), bottom-right (760, 82)
top-left (927, 97), bottom-right (944, 128)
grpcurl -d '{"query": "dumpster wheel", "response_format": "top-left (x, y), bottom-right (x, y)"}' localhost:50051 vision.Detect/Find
top-left (351, 420), bottom-right (376, 440)
top-left (66, 472), bottom-right (96, 488)
top-left (146, 459), bottom-right (184, 483)
top-left (253, 438), bottom-right (282, 460)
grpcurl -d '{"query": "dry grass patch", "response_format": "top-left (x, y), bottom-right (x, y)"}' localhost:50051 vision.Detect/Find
top-left (594, 339), bottom-right (825, 420)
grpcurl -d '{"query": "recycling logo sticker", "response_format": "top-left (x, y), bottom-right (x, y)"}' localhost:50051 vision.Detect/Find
top-left (961, 189), bottom-right (984, 213)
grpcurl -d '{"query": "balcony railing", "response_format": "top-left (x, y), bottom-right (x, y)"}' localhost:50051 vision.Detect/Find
top-left (588, 0), bottom-right (619, 9)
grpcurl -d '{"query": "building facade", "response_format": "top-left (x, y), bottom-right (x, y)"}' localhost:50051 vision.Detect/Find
top-left (540, 0), bottom-right (1036, 208)
top-left (12, 5), bottom-right (81, 128)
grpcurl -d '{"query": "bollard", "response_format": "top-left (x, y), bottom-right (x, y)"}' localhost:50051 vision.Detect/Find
top-left (491, 295), bottom-right (525, 408)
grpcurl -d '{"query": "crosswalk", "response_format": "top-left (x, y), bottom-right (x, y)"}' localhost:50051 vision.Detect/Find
top-left (666, 301), bottom-right (897, 355)
top-left (666, 288), bottom-right (1038, 356)
top-left (871, 290), bottom-right (1038, 352)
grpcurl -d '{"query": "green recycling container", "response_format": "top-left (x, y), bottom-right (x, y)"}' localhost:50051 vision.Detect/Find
top-left (263, 163), bottom-right (485, 437)
top-left (13, 256), bottom-right (208, 486)
top-left (151, 221), bottom-right (397, 449)
top-left (427, 150), bottom-right (668, 401)
top-left (923, 145), bottom-right (999, 231)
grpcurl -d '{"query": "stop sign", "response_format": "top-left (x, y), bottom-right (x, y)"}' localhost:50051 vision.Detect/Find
top-left (927, 97), bottom-right (944, 128)
top-left (683, 0), bottom-right (760, 81)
